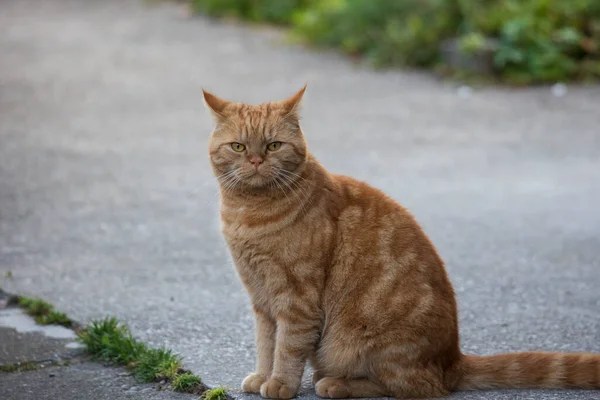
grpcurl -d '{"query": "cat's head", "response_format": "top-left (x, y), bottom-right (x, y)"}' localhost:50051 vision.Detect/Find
top-left (204, 86), bottom-right (308, 192)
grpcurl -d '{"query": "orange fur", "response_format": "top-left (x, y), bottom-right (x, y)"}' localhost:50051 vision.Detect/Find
top-left (203, 87), bottom-right (600, 399)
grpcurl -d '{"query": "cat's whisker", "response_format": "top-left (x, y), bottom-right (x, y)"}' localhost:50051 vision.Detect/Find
top-left (277, 170), bottom-right (315, 212)
top-left (218, 178), bottom-right (237, 198)
top-left (279, 169), bottom-right (311, 191)
top-left (272, 176), bottom-right (292, 206)
top-left (216, 173), bottom-right (238, 197)
top-left (216, 169), bottom-right (239, 185)
top-left (277, 168), bottom-right (310, 190)
top-left (277, 175), bottom-right (312, 209)
top-left (187, 172), bottom-right (237, 206)
top-left (279, 168), bottom-right (307, 182)
top-left (186, 170), bottom-right (236, 199)
top-left (276, 174), bottom-right (311, 217)
top-left (220, 174), bottom-right (242, 199)
top-left (222, 177), bottom-right (241, 194)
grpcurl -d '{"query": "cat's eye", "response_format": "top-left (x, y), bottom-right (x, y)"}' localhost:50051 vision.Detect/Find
top-left (267, 142), bottom-right (282, 151)
top-left (231, 143), bottom-right (246, 152)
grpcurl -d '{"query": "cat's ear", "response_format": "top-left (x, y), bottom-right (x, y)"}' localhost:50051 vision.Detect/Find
top-left (202, 89), bottom-right (231, 119)
top-left (282, 84), bottom-right (307, 115)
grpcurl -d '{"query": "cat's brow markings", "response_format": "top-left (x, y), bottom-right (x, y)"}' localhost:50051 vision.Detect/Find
top-left (236, 104), bottom-right (272, 143)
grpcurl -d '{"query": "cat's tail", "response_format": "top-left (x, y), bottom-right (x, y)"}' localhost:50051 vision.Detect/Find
top-left (455, 352), bottom-right (600, 391)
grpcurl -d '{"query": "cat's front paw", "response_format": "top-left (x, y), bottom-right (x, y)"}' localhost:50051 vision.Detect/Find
top-left (260, 377), bottom-right (297, 399)
top-left (242, 373), bottom-right (267, 393)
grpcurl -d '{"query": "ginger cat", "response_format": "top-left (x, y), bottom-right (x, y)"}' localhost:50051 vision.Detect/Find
top-left (204, 86), bottom-right (600, 399)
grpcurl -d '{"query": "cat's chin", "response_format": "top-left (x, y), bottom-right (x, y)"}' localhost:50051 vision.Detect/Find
top-left (238, 174), bottom-right (275, 192)
top-left (245, 174), bottom-right (269, 186)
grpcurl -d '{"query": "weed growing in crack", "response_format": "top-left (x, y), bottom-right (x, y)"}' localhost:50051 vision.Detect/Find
top-left (157, 358), bottom-right (182, 380)
top-left (202, 386), bottom-right (227, 400)
top-left (36, 310), bottom-right (72, 326)
top-left (0, 360), bottom-right (64, 373)
top-left (172, 372), bottom-right (202, 392)
top-left (0, 361), bottom-right (40, 373)
top-left (77, 316), bottom-right (209, 393)
top-left (17, 296), bottom-right (72, 328)
top-left (10, 295), bottom-right (221, 396)
top-left (77, 317), bottom-right (147, 365)
top-left (135, 347), bottom-right (182, 382)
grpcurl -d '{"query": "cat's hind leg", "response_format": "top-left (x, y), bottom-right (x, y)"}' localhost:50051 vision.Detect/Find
top-left (374, 365), bottom-right (451, 398)
top-left (315, 377), bottom-right (388, 398)
top-left (313, 366), bottom-right (451, 398)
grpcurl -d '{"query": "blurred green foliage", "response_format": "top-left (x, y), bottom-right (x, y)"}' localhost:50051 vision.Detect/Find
top-left (293, 0), bottom-right (461, 67)
top-left (190, 0), bottom-right (600, 83)
top-left (190, 0), bottom-right (311, 24)
top-left (457, 0), bottom-right (600, 83)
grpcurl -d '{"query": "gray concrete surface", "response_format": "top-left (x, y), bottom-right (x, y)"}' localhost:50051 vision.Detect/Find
top-left (1, 0), bottom-right (599, 399)
top-left (0, 325), bottom-right (75, 364)
top-left (1, 360), bottom-right (195, 400)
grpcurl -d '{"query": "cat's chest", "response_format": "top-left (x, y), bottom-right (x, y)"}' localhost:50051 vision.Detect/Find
top-left (224, 229), bottom-right (321, 302)
top-left (225, 235), bottom-right (286, 282)
top-left (224, 236), bottom-right (293, 308)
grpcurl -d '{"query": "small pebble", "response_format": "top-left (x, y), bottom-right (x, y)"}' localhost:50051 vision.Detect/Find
top-left (141, 388), bottom-right (153, 393)
top-left (551, 83), bottom-right (567, 97)
top-left (121, 384), bottom-right (129, 390)
top-left (49, 373), bottom-right (56, 378)
top-left (457, 85), bottom-right (473, 98)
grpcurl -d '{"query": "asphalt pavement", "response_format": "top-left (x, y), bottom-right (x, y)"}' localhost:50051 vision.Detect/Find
top-left (1, 0), bottom-right (599, 399)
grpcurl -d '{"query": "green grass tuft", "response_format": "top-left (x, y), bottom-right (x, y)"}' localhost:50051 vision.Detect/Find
top-left (202, 386), bottom-right (227, 400)
top-left (0, 361), bottom-right (40, 373)
top-left (77, 317), bottom-right (147, 365)
top-left (157, 358), bottom-right (181, 380)
top-left (135, 347), bottom-right (182, 382)
top-left (1, 360), bottom-right (67, 373)
top-left (18, 297), bottom-right (52, 314)
top-left (172, 372), bottom-right (202, 392)
top-left (35, 310), bottom-right (72, 326)
top-left (17, 296), bottom-right (72, 328)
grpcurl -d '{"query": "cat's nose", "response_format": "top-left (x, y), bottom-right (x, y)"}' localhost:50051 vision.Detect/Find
top-left (248, 155), bottom-right (263, 168)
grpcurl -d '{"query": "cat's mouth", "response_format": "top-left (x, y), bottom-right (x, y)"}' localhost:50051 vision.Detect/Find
top-left (243, 171), bottom-right (271, 188)
top-left (228, 167), bottom-right (286, 191)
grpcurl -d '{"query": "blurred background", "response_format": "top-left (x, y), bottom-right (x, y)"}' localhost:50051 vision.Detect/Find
top-left (0, 1), bottom-right (599, 399)
top-left (192, 0), bottom-right (600, 84)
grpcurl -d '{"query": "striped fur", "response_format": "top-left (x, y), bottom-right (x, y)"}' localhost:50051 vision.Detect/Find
top-left (203, 87), bottom-right (600, 399)
top-left (458, 353), bottom-right (600, 391)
